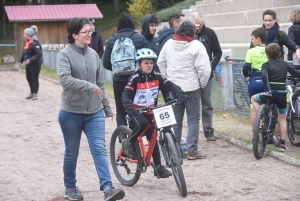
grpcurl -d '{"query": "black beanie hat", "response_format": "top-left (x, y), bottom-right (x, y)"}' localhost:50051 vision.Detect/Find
top-left (117, 12), bottom-right (135, 31)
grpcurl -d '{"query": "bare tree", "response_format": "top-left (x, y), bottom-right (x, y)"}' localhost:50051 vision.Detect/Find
top-left (113, 0), bottom-right (120, 13)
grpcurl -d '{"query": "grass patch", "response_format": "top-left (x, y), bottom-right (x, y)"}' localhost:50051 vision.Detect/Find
top-left (156, 0), bottom-right (200, 22)
top-left (95, 0), bottom-right (128, 44)
top-left (40, 65), bottom-right (58, 81)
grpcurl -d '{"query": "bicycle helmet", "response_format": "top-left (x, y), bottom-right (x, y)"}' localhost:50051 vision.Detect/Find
top-left (135, 48), bottom-right (157, 62)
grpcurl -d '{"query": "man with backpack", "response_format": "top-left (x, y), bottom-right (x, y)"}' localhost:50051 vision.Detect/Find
top-left (103, 12), bottom-right (149, 127)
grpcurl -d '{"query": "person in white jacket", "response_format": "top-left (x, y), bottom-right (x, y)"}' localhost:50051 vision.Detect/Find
top-left (157, 20), bottom-right (211, 160)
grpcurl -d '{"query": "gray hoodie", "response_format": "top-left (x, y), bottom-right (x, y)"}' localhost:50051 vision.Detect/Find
top-left (57, 43), bottom-right (113, 116)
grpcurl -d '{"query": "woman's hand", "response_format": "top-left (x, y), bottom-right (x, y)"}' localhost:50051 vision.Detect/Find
top-left (93, 86), bottom-right (103, 95)
top-left (105, 113), bottom-right (114, 121)
top-left (18, 63), bottom-right (22, 68)
top-left (25, 59), bottom-right (30, 65)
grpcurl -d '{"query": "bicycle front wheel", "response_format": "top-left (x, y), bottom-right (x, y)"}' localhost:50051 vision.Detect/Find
top-left (110, 126), bottom-right (141, 186)
top-left (287, 90), bottom-right (300, 147)
top-left (164, 132), bottom-right (187, 197)
top-left (253, 104), bottom-right (268, 159)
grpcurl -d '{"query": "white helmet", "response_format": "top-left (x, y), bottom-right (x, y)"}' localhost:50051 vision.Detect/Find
top-left (135, 48), bottom-right (157, 62)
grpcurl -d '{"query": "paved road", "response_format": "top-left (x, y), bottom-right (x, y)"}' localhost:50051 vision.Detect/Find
top-left (0, 71), bottom-right (299, 201)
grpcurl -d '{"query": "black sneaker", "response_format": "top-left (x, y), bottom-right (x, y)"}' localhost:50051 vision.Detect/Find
top-left (103, 185), bottom-right (125, 201)
top-left (204, 130), bottom-right (216, 141)
top-left (279, 140), bottom-right (286, 151)
top-left (154, 165), bottom-right (172, 178)
top-left (64, 186), bottom-right (83, 201)
top-left (123, 139), bottom-right (137, 160)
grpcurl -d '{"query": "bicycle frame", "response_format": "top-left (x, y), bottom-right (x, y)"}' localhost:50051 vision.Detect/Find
top-left (117, 117), bottom-right (158, 167)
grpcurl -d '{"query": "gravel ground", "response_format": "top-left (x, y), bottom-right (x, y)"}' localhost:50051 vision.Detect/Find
top-left (1, 71), bottom-right (300, 201)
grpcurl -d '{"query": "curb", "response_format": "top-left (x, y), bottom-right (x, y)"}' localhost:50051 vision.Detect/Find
top-left (215, 132), bottom-right (300, 167)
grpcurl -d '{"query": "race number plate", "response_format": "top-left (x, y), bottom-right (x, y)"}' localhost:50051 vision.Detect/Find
top-left (153, 105), bottom-right (177, 128)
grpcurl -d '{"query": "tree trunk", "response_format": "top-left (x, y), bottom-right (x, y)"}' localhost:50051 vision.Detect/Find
top-left (5, 0), bottom-right (13, 6)
top-left (32, 0), bottom-right (38, 5)
top-left (113, 0), bottom-right (120, 13)
top-left (19, 0), bottom-right (27, 5)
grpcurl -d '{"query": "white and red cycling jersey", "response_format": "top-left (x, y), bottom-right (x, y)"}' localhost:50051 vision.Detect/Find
top-left (122, 69), bottom-right (182, 113)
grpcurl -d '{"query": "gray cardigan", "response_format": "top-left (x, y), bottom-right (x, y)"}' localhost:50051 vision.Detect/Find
top-left (56, 43), bottom-right (113, 116)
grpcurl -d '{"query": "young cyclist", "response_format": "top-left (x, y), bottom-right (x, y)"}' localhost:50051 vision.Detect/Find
top-left (251, 43), bottom-right (292, 151)
top-left (242, 27), bottom-right (268, 130)
top-left (122, 48), bottom-right (185, 178)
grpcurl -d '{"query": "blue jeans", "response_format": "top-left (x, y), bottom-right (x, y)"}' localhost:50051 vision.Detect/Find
top-left (172, 89), bottom-right (201, 156)
top-left (58, 109), bottom-right (112, 191)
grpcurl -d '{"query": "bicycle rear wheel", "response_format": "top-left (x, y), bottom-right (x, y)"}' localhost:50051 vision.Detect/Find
top-left (287, 90), bottom-right (300, 147)
top-left (110, 126), bottom-right (141, 186)
top-left (253, 104), bottom-right (268, 159)
top-left (164, 132), bottom-right (187, 197)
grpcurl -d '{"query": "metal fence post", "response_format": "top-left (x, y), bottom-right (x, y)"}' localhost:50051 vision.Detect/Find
top-left (220, 49), bottom-right (234, 109)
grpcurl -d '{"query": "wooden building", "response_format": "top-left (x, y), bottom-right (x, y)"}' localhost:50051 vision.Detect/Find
top-left (4, 4), bottom-right (103, 61)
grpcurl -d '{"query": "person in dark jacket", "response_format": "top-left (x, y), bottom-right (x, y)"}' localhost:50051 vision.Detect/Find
top-left (122, 48), bottom-right (184, 177)
top-left (141, 14), bottom-right (160, 71)
top-left (157, 13), bottom-right (185, 55)
top-left (191, 12), bottom-right (222, 141)
top-left (89, 19), bottom-right (104, 59)
top-left (287, 8), bottom-right (300, 63)
top-left (102, 12), bottom-right (149, 127)
top-left (18, 27), bottom-right (42, 100)
top-left (141, 14), bottom-right (159, 55)
top-left (251, 10), bottom-right (300, 61)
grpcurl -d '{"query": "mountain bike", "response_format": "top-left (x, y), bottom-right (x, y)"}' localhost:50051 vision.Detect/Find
top-left (286, 72), bottom-right (300, 147)
top-left (252, 91), bottom-right (280, 159)
top-left (110, 99), bottom-right (187, 197)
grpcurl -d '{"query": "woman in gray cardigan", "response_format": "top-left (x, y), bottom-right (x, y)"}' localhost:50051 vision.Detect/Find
top-left (56, 17), bottom-right (125, 201)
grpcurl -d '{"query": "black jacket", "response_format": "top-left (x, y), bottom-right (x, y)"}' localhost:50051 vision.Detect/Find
top-left (19, 39), bottom-right (42, 67)
top-left (141, 14), bottom-right (159, 71)
top-left (90, 31), bottom-right (104, 59)
top-left (141, 14), bottom-right (158, 55)
top-left (122, 69), bottom-right (181, 112)
top-left (250, 29), bottom-right (299, 60)
top-left (157, 27), bottom-right (175, 56)
top-left (195, 24), bottom-right (222, 79)
top-left (103, 12), bottom-right (149, 81)
top-left (288, 24), bottom-right (300, 61)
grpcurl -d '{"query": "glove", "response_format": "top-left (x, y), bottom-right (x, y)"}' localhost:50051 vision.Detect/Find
top-left (127, 108), bottom-right (138, 118)
top-left (176, 90), bottom-right (186, 105)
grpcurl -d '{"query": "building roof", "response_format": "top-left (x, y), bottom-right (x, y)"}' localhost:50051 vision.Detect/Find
top-left (4, 4), bottom-right (103, 22)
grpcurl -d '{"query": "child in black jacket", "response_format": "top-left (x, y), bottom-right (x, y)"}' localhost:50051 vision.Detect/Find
top-left (122, 48), bottom-right (184, 178)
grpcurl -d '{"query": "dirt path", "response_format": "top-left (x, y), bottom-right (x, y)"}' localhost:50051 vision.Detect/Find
top-left (1, 71), bottom-right (300, 201)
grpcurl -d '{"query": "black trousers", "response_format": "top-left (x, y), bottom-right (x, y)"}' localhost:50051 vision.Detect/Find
top-left (113, 80), bottom-right (128, 127)
top-left (26, 64), bottom-right (41, 94)
top-left (129, 114), bottom-right (161, 166)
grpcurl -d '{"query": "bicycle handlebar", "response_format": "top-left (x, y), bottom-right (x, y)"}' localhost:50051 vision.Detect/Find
top-left (136, 99), bottom-right (178, 114)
